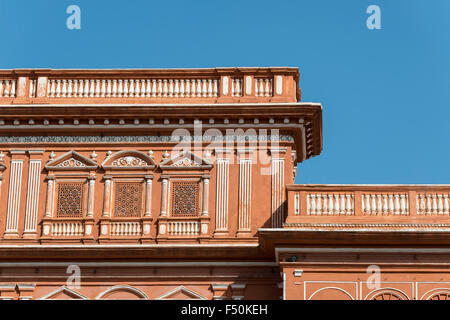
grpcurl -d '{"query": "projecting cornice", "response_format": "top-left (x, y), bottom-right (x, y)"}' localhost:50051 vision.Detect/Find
top-left (0, 102), bottom-right (323, 162)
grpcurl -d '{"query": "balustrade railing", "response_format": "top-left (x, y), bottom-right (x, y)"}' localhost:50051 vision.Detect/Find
top-left (286, 185), bottom-right (450, 226)
top-left (110, 221), bottom-right (142, 236)
top-left (52, 221), bottom-right (84, 237)
top-left (167, 220), bottom-right (200, 237)
top-left (0, 79), bottom-right (16, 98)
top-left (0, 68), bottom-right (301, 103)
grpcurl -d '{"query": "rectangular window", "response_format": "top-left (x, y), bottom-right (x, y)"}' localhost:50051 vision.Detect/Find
top-left (171, 182), bottom-right (199, 217)
top-left (56, 183), bottom-right (85, 218)
top-left (114, 182), bottom-right (143, 217)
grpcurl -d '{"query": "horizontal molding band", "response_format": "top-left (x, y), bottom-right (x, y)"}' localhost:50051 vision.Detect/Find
top-left (0, 134), bottom-right (294, 144)
top-left (0, 261), bottom-right (276, 268)
top-left (0, 243), bottom-right (259, 248)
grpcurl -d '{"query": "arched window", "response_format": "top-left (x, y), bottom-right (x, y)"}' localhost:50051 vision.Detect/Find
top-left (158, 150), bottom-right (213, 239)
top-left (42, 151), bottom-right (98, 240)
top-left (100, 150), bottom-right (156, 240)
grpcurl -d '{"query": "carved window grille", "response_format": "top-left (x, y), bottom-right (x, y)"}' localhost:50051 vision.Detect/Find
top-left (171, 182), bottom-right (200, 217)
top-left (114, 182), bottom-right (143, 217)
top-left (56, 183), bottom-right (85, 218)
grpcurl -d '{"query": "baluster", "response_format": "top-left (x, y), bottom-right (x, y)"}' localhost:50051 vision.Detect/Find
top-left (76, 80), bottom-right (82, 97)
top-left (67, 80), bottom-right (74, 97)
top-left (207, 79), bottom-right (212, 97)
top-left (259, 79), bottom-right (264, 97)
top-left (202, 79), bottom-right (207, 97)
top-left (123, 79), bottom-right (129, 97)
top-left (117, 79), bottom-right (123, 97)
top-left (371, 195), bottom-right (376, 215)
top-left (322, 194), bottom-right (328, 214)
top-left (88, 80), bottom-right (95, 97)
top-left (101, 79), bottom-right (106, 97)
top-left (376, 195), bottom-right (382, 214)
top-left (82, 80), bottom-right (88, 97)
top-left (106, 80), bottom-right (112, 97)
top-left (185, 79), bottom-right (191, 97)
top-left (94, 80), bottom-right (100, 97)
top-left (426, 194), bottom-right (432, 214)
top-left (145, 79), bottom-right (151, 97)
top-left (61, 80), bottom-right (67, 97)
top-left (163, 79), bottom-right (168, 97)
top-left (432, 194), bottom-right (438, 214)
top-left (213, 79), bottom-right (218, 97)
top-left (234, 79), bottom-right (240, 97)
top-left (394, 194), bottom-right (400, 214)
top-left (157, 79), bottom-right (163, 97)
top-left (334, 194), bottom-right (340, 215)
top-left (400, 195), bottom-right (406, 215)
top-left (129, 79), bottom-right (135, 97)
top-left (55, 80), bottom-right (61, 97)
top-left (168, 79), bottom-right (173, 97)
top-left (190, 79), bottom-right (196, 97)
top-left (264, 79), bottom-right (270, 96)
top-left (340, 195), bottom-right (345, 215)
top-left (136, 79), bottom-right (143, 97)
top-left (3, 80), bottom-right (10, 97)
top-left (444, 195), bottom-right (449, 215)
top-left (179, 79), bottom-right (185, 97)
top-left (328, 194), bottom-right (334, 215)
top-left (310, 194), bottom-right (316, 215)
top-left (388, 195), bottom-right (394, 215)
top-left (346, 195), bottom-right (352, 215)
top-left (437, 195), bottom-right (444, 215)
top-left (315, 194), bottom-right (322, 215)
top-left (255, 79), bottom-right (260, 96)
top-left (365, 194), bottom-right (371, 215)
top-left (174, 79), bottom-right (179, 97)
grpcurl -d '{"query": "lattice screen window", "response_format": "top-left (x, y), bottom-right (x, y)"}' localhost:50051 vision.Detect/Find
top-left (171, 182), bottom-right (200, 217)
top-left (114, 182), bottom-right (143, 217)
top-left (56, 183), bottom-right (85, 217)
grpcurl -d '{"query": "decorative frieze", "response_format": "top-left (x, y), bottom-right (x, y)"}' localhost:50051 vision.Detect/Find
top-left (0, 134), bottom-right (295, 144)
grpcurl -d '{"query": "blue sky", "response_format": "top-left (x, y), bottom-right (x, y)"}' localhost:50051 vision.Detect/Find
top-left (0, 0), bottom-right (449, 184)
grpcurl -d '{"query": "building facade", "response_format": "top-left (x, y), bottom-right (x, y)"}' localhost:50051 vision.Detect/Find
top-left (0, 67), bottom-right (448, 300)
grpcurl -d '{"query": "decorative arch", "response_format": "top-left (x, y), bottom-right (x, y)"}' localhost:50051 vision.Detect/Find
top-left (365, 288), bottom-right (409, 300)
top-left (159, 150), bottom-right (212, 169)
top-left (308, 287), bottom-right (354, 300)
top-left (45, 150), bottom-right (98, 170)
top-left (421, 288), bottom-right (450, 300)
top-left (39, 286), bottom-right (89, 300)
top-left (102, 150), bottom-right (156, 170)
top-left (156, 286), bottom-right (207, 300)
top-left (96, 285), bottom-right (148, 300)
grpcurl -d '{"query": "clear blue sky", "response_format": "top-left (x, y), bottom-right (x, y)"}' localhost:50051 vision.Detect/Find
top-left (0, 0), bottom-right (449, 184)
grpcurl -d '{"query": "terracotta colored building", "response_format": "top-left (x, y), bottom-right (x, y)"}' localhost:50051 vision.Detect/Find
top-left (0, 67), bottom-right (448, 300)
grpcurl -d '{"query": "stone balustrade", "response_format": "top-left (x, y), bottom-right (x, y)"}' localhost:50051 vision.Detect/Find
top-left (285, 185), bottom-right (450, 228)
top-left (167, 220), bottom-right (201, 237)
top-left (0, 67), bottom-right (300, 104)
top-left (110, 221), bottom-right (142, 237)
